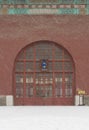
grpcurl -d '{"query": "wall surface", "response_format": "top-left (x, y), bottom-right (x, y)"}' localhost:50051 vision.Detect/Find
top-left (0, 15), bottom-right (89, 104)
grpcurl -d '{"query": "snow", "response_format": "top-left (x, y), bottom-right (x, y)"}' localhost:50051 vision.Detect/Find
top-left (0, 106), bottom-right (89, 130)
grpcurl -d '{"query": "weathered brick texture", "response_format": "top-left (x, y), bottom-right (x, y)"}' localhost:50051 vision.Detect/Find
top-left (0, 15), bottom-right (89, 105)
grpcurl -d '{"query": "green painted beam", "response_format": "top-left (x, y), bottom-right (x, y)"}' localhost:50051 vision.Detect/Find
top-left (0, 0), bottom-right (89, 5)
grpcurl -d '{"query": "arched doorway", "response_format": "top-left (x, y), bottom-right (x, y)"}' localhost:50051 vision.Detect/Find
top-left (14, 41), bottom-right (75, 105)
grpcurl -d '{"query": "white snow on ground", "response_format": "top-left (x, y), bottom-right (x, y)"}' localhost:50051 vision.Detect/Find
top-left (0, 106), bottom-right (89, 130)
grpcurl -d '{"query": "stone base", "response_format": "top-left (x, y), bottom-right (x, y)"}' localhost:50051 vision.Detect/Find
top-left (84, 95), bottom-right (89, 106)
top-left (75, 95), bottom-right (89, 106)
top-left (0, 95), bottom-right (13, 106)
top-left (0, 96), bottom-right (6, 106)
top-left (75, 95), bottom-right (85, 106)
top-left (0, 95), bottom-right (89, 106)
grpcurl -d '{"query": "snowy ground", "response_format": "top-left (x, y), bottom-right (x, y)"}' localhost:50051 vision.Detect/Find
top-left (0, 106), bottom-right (89, 130)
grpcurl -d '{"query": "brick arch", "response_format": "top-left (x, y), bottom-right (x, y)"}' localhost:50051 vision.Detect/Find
top-left (14, 40), bottom-right (75, 105)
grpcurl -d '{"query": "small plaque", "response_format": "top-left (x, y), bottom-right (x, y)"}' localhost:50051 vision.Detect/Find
top-left (40, 59), bottom-right (48, 71)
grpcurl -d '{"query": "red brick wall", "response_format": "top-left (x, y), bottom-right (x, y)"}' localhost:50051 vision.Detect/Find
top-left (0, 15), bottom-right (89, 96)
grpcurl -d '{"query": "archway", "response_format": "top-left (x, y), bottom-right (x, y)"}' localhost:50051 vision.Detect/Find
top-left (14, 41), bottom-right (75, 105)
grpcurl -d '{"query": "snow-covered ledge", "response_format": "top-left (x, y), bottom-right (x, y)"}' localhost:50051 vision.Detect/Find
top-left (6, 95), bottom-right (13, 106)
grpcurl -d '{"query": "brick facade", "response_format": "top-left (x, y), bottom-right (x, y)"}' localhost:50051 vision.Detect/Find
top-left (0, 15), bottom-right (89, 105)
